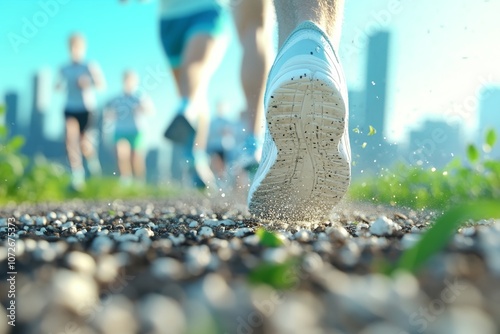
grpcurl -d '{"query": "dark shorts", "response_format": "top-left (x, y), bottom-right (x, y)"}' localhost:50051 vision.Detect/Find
top-left (64, 110), bottom-right (91, 134)
top-left (159, 7), bottom-right (225, 68)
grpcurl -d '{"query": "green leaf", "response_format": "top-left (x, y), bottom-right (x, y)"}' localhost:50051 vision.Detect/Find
top-left (352, 127), bottom-right (360, 134)
top-left (0, 125), bottom-right (7, 138)
top-left (485, 128), bottom-right (497, 149)
top-left (394, 200), bottom-right (500, 273)
top-left (361, 142), bottom-right (367, 149)
top-left (256, 228), bottom-right (284, 247)
top-left (0, 105), bottom-right (5, 116)
top-left (248, 260), bottom-right (298, 289)
top-left (6, 135), bottom-right (25, 152)
top-left (368, 125), bottom-right (377, 136)
top-left (467, 144), bottom-right (479, 163)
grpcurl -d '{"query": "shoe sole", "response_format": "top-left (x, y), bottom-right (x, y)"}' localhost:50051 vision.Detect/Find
top-left (249, 68), bottom-right (350, 221)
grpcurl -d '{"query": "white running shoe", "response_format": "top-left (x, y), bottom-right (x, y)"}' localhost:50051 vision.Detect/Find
top-left (248, 21), bottom-right (351, 221)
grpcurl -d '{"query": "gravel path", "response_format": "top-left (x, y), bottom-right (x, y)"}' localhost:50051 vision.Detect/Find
top-left (1, 198), bottom-right (500, 334)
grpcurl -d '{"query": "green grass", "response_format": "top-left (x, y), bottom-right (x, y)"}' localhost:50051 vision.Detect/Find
top-left (0, 105), bottom-right (180, 205)
top-left (348, 129), bottom-right (500, 210)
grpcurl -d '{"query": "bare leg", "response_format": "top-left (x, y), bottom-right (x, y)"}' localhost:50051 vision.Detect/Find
top-left (178, 33), bottom-right (225, 151)
top-left (273, 0), bottom-right (344, 48)
top-left (65, 118), bottom-right (83, 171)
top-left (116, 139), bottom-right (132, 179)
top-left (131, 149), bottom-right (145, 182)
top-left (234, 0), bottom-right (271, 137)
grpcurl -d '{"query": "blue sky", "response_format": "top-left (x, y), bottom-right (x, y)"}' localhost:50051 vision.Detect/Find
top-left (1, 0), bottom-right (500, 146)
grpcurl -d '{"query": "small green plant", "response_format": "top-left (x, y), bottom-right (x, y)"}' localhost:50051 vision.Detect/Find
top-left (383, 200), bottom-right (500, 274)
top-left (256, 228), bottom-right (284, 247)
top-left (349, 129), bottom-right (500, 209)
top-left (248, 259), bottom-right (298, 290)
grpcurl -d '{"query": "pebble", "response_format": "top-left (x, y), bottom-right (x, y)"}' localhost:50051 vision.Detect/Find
top-left (186, 245), bottom-right (211, 274)
top-left (91, 236), bottom-right (114, 254)
top-left (51, 269), bottom-right (98, 315)
top-left (35, 216), bottom-right (47, 226)
top-left (135, 228), bottom-right (154, 239)
top-left (93, 295), bottom-right (138, 334)
top-left (233, 227), bottom-right (253, 237)
top-left (137, 295), bottom-right (186, 334)
top-left (95, 255), bottom-right (120, 283)
top-left (19, 214), bottom-right (32, 225)
top-left (66, 251), bottom-right (96, 275)
top-left (151, 257), bottom-right (184, 280)
top-left (262, 248), bottom-right (288, 263)
top-left (339, 241), bottom-right (361, 266)
top-left (369, 216), bottom-right (401, 236)
top-left (400, 233), bottom-right (421, 249)
top-left (461, 226), bottom-right (476, 237)
top-left (294, 229), bottom-right (312, 242)
top-left (198, 226), bottom-right (214, 239)
top-left (189, 221), bottom-right (199, 228)
top-left (326, 226), bottom-right (350, 240)
top-left (46, 212), bottom-right (57, 221)
top-left (169, 234), bottom-right (186, 246)
top-left (411, 226), bottom-right (421, 233)
top-left (313, 240), bottom-right (333, 253)
top-left (243, 234), bottom-right (260, 246)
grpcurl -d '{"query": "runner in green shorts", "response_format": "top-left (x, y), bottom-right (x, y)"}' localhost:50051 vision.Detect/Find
top-left (105, 70), bottom-right (154, 186)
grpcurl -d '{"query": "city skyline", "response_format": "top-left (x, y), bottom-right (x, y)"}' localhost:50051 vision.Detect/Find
top-left (1, 0), bottom-right (500, 144)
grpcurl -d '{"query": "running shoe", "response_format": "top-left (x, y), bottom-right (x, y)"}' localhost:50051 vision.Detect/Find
top-left (248, 21), bottom-right (351, 221)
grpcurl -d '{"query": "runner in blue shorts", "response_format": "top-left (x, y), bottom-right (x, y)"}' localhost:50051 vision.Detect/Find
top-left (105, 70), bottom-right (154, 186)
top-left (158, 0), bottom-right (229, 188)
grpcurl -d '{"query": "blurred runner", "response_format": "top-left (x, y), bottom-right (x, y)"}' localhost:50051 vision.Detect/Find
top-left (56, 33), bottom-right (105, 191)
top-left (105, 70), bottom-right (154, 186)
top-left (158, 0), bottom-right (229, 189)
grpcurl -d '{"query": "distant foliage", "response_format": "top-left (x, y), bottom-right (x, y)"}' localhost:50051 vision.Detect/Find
top-left (349, 129), bottom-right (500, 209)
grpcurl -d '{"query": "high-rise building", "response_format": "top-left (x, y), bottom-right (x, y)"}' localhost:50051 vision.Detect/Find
top-left (478, 87), bottom-right (500, 158)
top-left (405, 120), bottom-right (464, 168)
top-left (5, 92), bottom-right (19, 139)
top-left (364, 31), bottom-right (390, 138)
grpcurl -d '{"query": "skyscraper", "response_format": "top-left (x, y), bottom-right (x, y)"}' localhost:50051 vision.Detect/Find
top-left (364, 31), bottom-right (390, 138)
top-left (478, 87), bottom-right (500, 158)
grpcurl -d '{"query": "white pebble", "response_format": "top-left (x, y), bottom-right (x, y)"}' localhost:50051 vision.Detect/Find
top-left (135, 228), bottom-right (154, 239)
top-left (186, 245), bottom-right (211, 274)
top-left (326, 226), bottom-right (350, 240)
top-left (294, 229), bottom-right (311, 242)
top-left (137, 295), bottom-right (186, 334)
top-left (243, 234), bottom-right (260, 246)
top-left (151, 257), bottom-right (184, 280)
top-left (263, 248), bottom-right (288, 263)
top-left (66, 251), bottom-right (96, 276)
top-left (52, 270), bottom-right (98, 316)
top-left (35, 216), bottom-right (47, 226)
top-left (369, 216), bottom-right (401, 236)
top-left (401, 234), bottom-right (421, 249)
top-left (233, 227), bottom-right (253, 237)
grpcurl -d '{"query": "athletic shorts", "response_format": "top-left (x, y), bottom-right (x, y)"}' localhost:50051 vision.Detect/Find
top-left (159, 7), bottom-right (225, 68)
top-left (114, 131), bottom-right (143, 150)
top-left (64, 110), bottom-right (91, 134)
